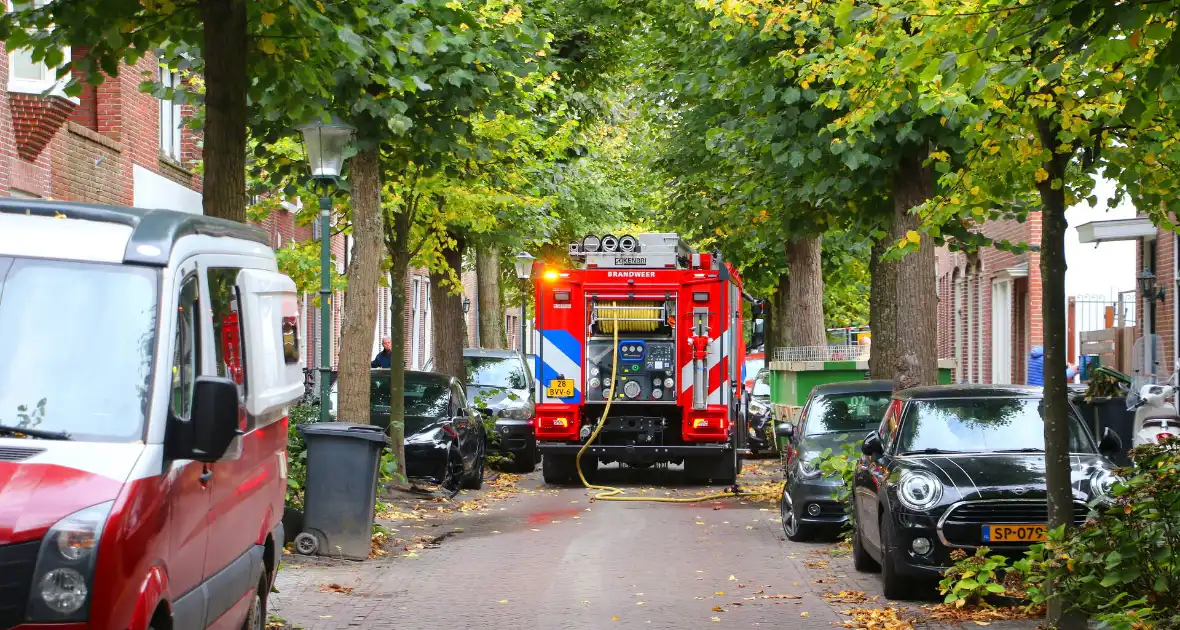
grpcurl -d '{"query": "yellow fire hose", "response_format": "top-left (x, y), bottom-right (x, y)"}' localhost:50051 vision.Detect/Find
top-left (574, 312), bottom-right (761, 502)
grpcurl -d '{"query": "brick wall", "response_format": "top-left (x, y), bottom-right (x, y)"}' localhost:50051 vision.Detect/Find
top-left (936, 215), bottom-right (1040, 384)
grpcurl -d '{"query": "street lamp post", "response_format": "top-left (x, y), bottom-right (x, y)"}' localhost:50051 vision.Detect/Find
top-left (514, 252), bottom-right (536, 357)
top-left (298, 116), bottom-right (356, 423)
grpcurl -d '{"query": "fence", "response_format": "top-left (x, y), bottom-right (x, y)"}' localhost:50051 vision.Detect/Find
top-left (1071, 292), bottom-right (1138, 376)
top-left (773, 344), bottom-right (870, 363)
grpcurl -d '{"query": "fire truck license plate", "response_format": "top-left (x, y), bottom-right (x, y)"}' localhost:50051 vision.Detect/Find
top-left (547, 380), bottom-right (574, 397)
top-left (982, 524), bottom-right (1046, 543)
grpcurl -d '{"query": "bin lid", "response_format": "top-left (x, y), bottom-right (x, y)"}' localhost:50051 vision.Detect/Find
top-left (298, 422), bottom-right (389, 443)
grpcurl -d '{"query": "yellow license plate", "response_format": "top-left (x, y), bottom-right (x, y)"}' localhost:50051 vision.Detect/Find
top-left (982, 524), bottom-right (1046, 543)
top-left (547, 379), bottom-right (574, 398)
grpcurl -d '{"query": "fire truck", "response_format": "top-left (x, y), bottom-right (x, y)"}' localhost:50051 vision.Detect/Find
top-left (531, 233), bottom-right (759, 485)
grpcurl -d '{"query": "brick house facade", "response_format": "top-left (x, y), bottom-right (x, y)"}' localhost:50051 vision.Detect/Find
top-left (1136, 229), bottom-right (1176, 377)
top-left (936, 214), bottom-right (1044, 384)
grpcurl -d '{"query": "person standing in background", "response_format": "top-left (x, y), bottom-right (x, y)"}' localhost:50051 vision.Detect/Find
top-left (372, 337), bottom-right (393, 368)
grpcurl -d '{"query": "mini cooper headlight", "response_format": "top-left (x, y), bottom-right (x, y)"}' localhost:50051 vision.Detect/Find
top-left (897, 470), bottom-right (943, 511)
top-left (1090, 468), bottom-right (1118, 503)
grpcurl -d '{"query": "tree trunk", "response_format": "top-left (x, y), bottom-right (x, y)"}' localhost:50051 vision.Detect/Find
top-left (891, 153), bottom-right (939, 390)
top-left (430, 230), bottom-right (468, 381)
top-left (476, 246), bottom-right (504, 349)
top-left (771, 271), bottom-right (791, 348)
top-left (335, 148), bottom-right (383, 425)
top-left (200, 0), bottom-right (248, 222)
top-left (785, 236), bottom-right (827, 347)
top-left (869, 222), bottom-right (899, 380)
top-left (383, 193), bottom-right (415, 482)
top-left (1036, 116), bottom-right (1087, 630)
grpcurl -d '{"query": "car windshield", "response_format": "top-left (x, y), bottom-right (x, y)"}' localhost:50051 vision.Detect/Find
top-left (464, 356), bottom-right (527, 390)
top-left (805, 391), bottom-right (891, 435)
top-left (0, 257), bottom-right (157, 442)
top-left (897, 397), bottom-right (1093, 454)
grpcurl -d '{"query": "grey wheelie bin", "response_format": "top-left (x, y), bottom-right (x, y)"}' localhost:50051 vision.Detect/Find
top-left (294, 422), bottom-right (388, 560)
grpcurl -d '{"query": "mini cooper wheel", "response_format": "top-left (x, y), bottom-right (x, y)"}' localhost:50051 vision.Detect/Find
top-left (780, 488), bottom-right (814, 542)
top-left (880, 516), bottom-right (912, 600)
top-left (294, 532), bottom-right (319, 556)
top-left (851, 511), bottom-right (879, 573)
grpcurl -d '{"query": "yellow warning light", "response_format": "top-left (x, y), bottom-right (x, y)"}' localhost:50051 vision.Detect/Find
top-left (543, 270), bottom-right (559, 281)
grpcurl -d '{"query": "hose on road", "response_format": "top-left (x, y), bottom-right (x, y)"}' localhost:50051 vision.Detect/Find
top-left (574, 311), bottom-right (756, 503)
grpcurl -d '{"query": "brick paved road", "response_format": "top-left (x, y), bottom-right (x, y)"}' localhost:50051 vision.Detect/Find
top-left (270, 461), bottom-right (1039, 630)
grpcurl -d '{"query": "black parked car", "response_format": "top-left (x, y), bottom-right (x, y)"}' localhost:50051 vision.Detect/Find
top-left (778, 380), bottom-right (893, 541)
top-left (464, 348), bottom-right (539, 472)
top-left (746, 369), bottom-right (776, 456)
top-left (373, 369), bottom-right (486, 491)
top-left (851, 385), bottom-right (1122, 599)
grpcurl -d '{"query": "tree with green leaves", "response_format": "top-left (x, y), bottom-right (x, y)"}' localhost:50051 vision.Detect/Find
top-left (0, 0), bottom-right (373, 222)
top-left (810, 0), bottom-right (1180, 624)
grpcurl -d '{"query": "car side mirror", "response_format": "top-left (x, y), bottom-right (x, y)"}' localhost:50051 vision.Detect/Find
top-left (167, 376), bottom-right (241, 463)
top-left (774, 423), bottom-right (794, 438)
top-left (861, 432), bottom-right (884, 457)
top-left (1098, 427), bottom-right (1123, 457)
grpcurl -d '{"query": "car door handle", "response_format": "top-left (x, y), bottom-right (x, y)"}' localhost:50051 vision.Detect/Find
top-left (199, 469), bottom-right (213, 484)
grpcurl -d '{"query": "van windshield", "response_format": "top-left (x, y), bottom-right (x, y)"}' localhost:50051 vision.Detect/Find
top-left (0, 257), bottom-right (158, 442)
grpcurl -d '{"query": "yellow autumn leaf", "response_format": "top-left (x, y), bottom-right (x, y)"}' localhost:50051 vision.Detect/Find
top-left (1035, 167), bottom-right (1049, 182)
top-left (260, 12), bottom-right (276, 27)
top-left (259, 39), bottom-right (277, 55)
top-left (905, 230), bottom-right (920, 245)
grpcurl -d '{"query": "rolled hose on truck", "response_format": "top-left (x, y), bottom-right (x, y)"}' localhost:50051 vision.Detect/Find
top-left (574, 311), bottom-right (765, 503)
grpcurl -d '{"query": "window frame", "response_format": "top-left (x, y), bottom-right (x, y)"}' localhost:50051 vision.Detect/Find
top-left (170, 273), bottom-right (201, 421)
top-left (158, 62), bottom-right (184, 161)
top-left (6, 0), bottom-right (75, 100)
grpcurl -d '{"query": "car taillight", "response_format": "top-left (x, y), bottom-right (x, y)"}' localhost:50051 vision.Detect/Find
top-left (1159, 432), bottom-right (1174, 442)
top-left (442, 424), bottom-right (458, 439)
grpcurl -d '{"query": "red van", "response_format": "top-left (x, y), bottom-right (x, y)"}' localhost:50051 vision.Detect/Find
top-left (0, 200), bottom-right (303, 630)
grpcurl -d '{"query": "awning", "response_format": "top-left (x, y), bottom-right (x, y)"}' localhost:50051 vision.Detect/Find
top-left (1076, 217), bottom-right (1157, 244)
top-left (994, 262), bottom-right (1028, 280)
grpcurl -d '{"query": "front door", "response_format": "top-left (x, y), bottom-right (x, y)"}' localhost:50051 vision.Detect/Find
top-left (166, 270), bottom-right (211, 600)
top-left (992, 279), bottom-right (1013, 384)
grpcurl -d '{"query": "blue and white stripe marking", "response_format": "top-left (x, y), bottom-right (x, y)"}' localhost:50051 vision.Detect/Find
top-left (534, 329), bottom-right (583, 404)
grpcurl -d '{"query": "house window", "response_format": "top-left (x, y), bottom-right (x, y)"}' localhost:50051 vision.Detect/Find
top-left (7, 0), bottom-right (71, 97)
top-left (158, 64), bottom-right (183, 161)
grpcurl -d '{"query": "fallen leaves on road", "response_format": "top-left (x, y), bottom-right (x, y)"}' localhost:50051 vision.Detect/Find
top-left (824, 590), bottom-right (872, 604)
top-left (759, 594), bottom-right (802, 600)
top-left (319, 583), bottom-right (353, 595)
top-left (805, 559), bottom-right (830, 569)
top-left (839, 607), bottom-right (913, 629)
top-left (712, 606), bottom-right (726, 612)
top-left (921, 604), bottom-right (1043, 623)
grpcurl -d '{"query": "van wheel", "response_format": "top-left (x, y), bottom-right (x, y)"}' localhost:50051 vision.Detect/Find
top-left (241, 563), bottom-right (267, 630)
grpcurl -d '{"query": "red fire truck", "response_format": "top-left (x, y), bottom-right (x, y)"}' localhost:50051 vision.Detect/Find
top-left (531, 233), bottom-right (757, 485)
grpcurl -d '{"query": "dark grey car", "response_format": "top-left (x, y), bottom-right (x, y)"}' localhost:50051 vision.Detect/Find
top-left (777, 380), bottom-right (893, 541)
top-left (463, 348), bottom-right (539, 472)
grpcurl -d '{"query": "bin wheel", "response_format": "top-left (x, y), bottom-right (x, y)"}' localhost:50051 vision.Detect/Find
top-left (294, 532), bottom-right (319, 556)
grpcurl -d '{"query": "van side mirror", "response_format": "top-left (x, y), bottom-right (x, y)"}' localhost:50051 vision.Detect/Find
top-left (1098, 427), bottom-right (1123, 457)
top-left (166, 376), bottom-right (242, 463)
top-left (775, 423), bottom-right (794, 438)
top-left (861, 432), bottom-right (884, 457)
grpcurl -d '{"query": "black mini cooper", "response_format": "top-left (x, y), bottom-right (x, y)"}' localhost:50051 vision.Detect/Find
top-left (851, 385), bottom-right (1122, 599)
